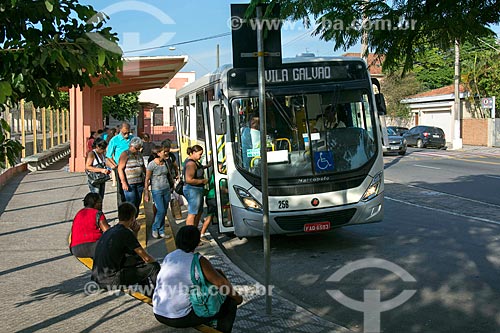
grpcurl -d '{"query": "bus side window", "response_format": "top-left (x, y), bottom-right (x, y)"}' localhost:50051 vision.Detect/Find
top-left (213, 105), bottom-right (227, 135)
top-left (219, 178), bottom-right (231, 226)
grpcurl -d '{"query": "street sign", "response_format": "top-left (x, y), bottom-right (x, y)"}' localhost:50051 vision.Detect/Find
top-left (481, 97), bottom-right (494, 109)
top-left (230, 4), bottom-right (282, 69)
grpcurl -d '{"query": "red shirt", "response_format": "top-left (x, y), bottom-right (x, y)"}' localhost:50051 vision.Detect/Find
top-left (87, 138), bottom-right (95, 153)
top-left (70, 208), bottom-right (106, 247)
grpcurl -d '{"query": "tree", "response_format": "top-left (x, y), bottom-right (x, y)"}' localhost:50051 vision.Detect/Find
top-left (413, 47), bottom-right (454, 90)
top-left (248, 0), bottom-right (499, 72)
top-left (0, 0), bottom-right (123, 167)
top-left (0, 119), bottom-right (23, 169)
top-left (461, 37), bottom-right (500, 117)
top-left (102, 92), bottom-right (140, 121)
top-left (381, 72), bottom-right (422, 119)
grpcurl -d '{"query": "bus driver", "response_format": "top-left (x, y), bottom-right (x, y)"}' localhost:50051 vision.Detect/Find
top-left (313, 105), bottom-right (346, 132)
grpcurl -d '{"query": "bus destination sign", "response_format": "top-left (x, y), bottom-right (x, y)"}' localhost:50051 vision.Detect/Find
top-left (265, 66), bottom-right (332, 83)
top-left (228, 61), bottom-right (366, 89)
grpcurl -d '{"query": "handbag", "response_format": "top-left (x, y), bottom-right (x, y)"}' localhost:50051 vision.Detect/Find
top-left (189, 253), bottom-right (226, 317)
top-left (170, 198), bottom-right (182, 219)
top-left (174, 178), bottom-right (184, 196)
top-left (86, 152), bottom-right (111, 186)
top-left (95, 210), bottom-right (107, 231)
top-left (164, 157), bottom-right (176, 189)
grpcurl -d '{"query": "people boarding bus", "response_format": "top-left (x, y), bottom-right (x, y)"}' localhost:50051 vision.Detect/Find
top-left (174, 56), bottom-right (386, 237)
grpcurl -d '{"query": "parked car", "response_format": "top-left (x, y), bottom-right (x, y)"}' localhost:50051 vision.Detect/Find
top-left (383, 127), bottom-right (407, 155)
top-left (387, 126), bottom-right (409, 136)
top-left (402, 125), bottom-right (446, 149)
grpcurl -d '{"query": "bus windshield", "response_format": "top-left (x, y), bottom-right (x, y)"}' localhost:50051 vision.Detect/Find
top-left (231, 89), bottom-right (378, 178)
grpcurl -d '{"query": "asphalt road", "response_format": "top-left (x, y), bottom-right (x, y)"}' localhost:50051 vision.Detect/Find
top-left (212, 147), bottom-right (500, 333)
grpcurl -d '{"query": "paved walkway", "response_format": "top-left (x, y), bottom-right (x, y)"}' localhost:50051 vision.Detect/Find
top-left (0, 158), bottom-right (348, 333)
top-left (1, 145), bottom-right (497, 332)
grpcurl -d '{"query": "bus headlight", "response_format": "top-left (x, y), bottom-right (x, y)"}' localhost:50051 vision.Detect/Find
top-left (234, 185), bottom-right (262, 212)
top-left (361, 172), bottom-right (382, 201)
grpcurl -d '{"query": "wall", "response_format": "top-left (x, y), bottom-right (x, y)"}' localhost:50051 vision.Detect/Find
top-left (461, 119), bottom-right (488, 146)
top-left (139, 72), bottom-right (195, 144)
top-left (139, 72), bottom-right (195, 126)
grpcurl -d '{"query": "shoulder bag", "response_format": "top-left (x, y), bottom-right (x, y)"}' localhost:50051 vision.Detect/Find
top-left (86, 152), bottom-right (111, 186)
top-left (189, 253), bottom-right (226, 317)
top-left (174, 178), bottom-right (184, 196)
top-left (95, 210), bottom-right (107, 231)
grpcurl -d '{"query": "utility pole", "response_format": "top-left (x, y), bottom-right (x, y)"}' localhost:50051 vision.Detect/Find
top-left (216, 44), bottom-right (220, 68)
top-left (451, 38), bottom-right (463, 149)
top-left (361, 0), bottom-right (369, 63)
top-left (256, 5), bottom-right (272, 315)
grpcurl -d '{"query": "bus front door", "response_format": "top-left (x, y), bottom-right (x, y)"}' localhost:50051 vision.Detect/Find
top-left (207, 101), bottom-right (234, 234)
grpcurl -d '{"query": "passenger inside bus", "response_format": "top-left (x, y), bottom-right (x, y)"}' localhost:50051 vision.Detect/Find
top-left (241, 113), bottom-right (260, 168)
top-left (233, 93), bottom-right (377, 176)
top-left (313, 105), bottom-right (346, 132)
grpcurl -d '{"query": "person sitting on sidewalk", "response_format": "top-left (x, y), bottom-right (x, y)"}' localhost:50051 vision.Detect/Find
top-left (69, 193), bottom-right (110, 259)
top-left (153, 225), bottom-right (243, 333)
top-left (91, 202), bottom-right (160, 297)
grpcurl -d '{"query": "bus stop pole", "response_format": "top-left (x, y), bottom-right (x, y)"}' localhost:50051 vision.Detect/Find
top-left (256, 6), bottom-right (272, 315)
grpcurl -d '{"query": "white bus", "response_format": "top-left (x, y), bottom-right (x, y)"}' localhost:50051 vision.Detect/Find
top-left (175, 56), bottom-right (386, 237)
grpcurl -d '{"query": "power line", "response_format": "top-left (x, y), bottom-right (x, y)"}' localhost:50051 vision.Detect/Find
top-left (123, 32), bottom-right (231, 54)
top-left (171, 46), bottom-right (212, 73)
top-left (283, 29), bottom-right (314, 47)
top-left (476, 37), bottom-right (500, 53)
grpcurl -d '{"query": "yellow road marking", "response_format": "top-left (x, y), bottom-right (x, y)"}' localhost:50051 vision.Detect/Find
top-left (447, 156), bottom-right (500, 166)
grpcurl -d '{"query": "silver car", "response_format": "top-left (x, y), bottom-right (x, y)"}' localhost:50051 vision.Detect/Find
top-left (383, 127), bottom-right (407, 155)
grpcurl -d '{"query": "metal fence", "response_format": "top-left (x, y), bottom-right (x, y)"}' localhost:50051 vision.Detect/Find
top-left (1, 100), bottom-right (70, 171)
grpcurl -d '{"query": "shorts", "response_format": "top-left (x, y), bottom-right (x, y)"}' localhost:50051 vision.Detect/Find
top-left (206, 197), bottom-right (216, 216)
top-left (183, 184), bottom-right (204, 215)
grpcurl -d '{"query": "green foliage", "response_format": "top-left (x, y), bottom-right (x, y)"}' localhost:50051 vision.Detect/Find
top-left (102, 92), bottom-right (140, 121)
top-left (413, 47), bottom-right (454, 90)
top-left (250, 0), bottom-right (499, 72)
top-left (57, 92), bottom-right (70, 110)
top-left (0, 118), bottom-right (24, 169)
top-left (0, 0), bottom-right (123, 165)
top-left (0, 0), bottom-right (123, 108)
top-left (460, 38), bottom-right (500, 117)
top-left (381, 72), bottom-right (422, 119)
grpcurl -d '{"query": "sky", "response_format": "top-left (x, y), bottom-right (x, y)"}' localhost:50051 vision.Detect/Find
top-left (83, 0), bottom-right (500, 79)
top-left (83, 0), bottom-right (360, 78)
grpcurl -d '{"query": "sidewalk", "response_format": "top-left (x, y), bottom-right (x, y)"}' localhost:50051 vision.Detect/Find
top-left (0, 158), bottom-right (348, 333)
top-left (457, 144), bottom-right (500, 156)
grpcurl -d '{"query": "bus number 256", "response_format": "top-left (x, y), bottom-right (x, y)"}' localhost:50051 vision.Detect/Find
top-left (278, 200), bottom-right (289, 209)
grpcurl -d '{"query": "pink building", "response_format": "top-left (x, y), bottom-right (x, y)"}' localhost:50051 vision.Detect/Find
top-left (68, 56), bottom-right (188, 172)
top-left (138, 72), bottom-right (196, 144)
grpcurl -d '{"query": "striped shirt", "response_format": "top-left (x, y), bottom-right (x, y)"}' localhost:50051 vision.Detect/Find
top-left (124, 151), bottom-right (144, 184)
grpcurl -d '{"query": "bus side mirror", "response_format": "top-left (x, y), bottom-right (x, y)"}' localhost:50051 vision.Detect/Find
top-left (371, 78), bottom-right (386, 115)
top-left (213, 105), bottom-right (227, 135)
top-left (375, 93), bottom-right (387, 115)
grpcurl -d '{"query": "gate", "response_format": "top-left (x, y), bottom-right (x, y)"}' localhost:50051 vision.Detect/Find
top-left (494, 120), bottom-right (500, 147)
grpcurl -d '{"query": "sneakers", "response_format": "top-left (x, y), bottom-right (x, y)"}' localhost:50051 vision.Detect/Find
top-left (160, 233), bottom-right (171, 239)
top-left (152, 230), bottom-right (159, 239)
top-left (201, 232), bottom-right (210, 238)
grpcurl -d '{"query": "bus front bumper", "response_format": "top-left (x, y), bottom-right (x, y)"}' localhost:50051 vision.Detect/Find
top-left (232, 192), bottom-right (384, 237)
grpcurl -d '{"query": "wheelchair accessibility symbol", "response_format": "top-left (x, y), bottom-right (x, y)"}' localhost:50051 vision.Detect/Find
top-left (314, 151), bottom-right (334, 172)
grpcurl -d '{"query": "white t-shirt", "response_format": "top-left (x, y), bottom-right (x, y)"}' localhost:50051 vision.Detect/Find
top-left (153, 249), bottom-right (195, 318)
top-left (250, 128), bottom-right (260, 148)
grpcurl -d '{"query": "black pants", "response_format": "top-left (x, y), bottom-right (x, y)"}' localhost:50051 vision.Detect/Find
top-left (121, 259), bottom-right (160, 297)
top-left (98, 259), bottom-right (160, 298)
top-left (70, 242), bottom-right (97, 258)
top-left (115, 168), bottom-right (126, 207)
top-left (154, 297), bottom-right (238, 333)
